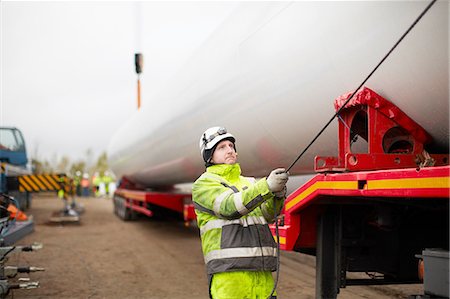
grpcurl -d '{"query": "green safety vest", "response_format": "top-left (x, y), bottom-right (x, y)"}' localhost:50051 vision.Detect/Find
top-left (192, 163), bottom-right (284, 275)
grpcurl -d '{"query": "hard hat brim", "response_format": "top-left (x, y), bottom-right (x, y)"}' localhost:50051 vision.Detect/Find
top-left (204, 133), bottom-right (235, 150)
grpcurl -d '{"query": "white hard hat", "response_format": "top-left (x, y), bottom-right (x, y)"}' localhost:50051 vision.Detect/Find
top-left (199, 126), bottom-right (235, 163)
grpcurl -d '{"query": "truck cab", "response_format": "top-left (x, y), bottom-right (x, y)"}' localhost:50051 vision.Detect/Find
top-left (0, 127), bottom-right (28, 167)
top-left (0, 127), bottom-right (31, 210)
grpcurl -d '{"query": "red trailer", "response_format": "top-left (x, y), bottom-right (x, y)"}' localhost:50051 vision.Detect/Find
top-left (113, 177), bottom-right (196, 225)
top-left (271, 88), bottom-right (449, 298)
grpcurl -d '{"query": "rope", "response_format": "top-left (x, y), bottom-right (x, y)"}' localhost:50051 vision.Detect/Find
top-left (286, 0), bottom-right (437, 172)
top-left (268, 2), bottom-right (438, 298)
top-left (268, 199), bottom-right (281, 299)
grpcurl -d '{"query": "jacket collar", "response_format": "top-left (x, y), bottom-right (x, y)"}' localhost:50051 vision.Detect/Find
top-left (206, 163), bottom-right (241, 181)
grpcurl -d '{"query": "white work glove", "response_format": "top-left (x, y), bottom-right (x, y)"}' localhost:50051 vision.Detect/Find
top-left (266, 168), bottom-right (289, 193)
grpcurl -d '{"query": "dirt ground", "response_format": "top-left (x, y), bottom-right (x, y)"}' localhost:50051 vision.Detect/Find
top-left (7, 194), bottom-right (422, 299)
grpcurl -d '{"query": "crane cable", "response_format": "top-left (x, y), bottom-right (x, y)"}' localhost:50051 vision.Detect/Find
top-left (286, 0), bottom-right (437, 173)
top-left (269, 1), bottom-right (437, 298)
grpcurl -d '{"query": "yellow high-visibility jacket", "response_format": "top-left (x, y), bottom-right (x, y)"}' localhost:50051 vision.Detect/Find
top-left (193, 163), bottom-right (284, 298)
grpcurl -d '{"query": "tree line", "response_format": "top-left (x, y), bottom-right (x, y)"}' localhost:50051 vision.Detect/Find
top-left (31, 150), bottom-right (111, 178)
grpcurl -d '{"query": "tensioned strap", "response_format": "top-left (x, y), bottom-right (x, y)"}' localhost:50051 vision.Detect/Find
top-left (286, 0), bottom-right (438, 172)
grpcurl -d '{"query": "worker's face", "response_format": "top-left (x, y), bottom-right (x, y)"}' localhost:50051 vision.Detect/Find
top-left (211, 140), bottom-right (237, 165)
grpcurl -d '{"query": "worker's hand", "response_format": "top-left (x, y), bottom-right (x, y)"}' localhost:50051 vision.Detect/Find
top-left (266, 168), bottom-right (289, 193)
top-left (273, 186), bottom-right (287, 199)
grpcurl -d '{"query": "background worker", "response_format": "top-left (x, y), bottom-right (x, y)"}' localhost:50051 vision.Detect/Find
top-left (81, 173), bottom-right (90, 197)
top-left (192, 126), bottom-right (289, 299)
top-left (74, 171), bottom-right (82, 196)
top-left (57, 176), bottom-right (77, 216)
top-left (92, 172), bottom-right (100, 197)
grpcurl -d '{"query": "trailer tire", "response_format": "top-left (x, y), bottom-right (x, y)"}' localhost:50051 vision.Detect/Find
top-left (114, 195), bottom-right (133, 221)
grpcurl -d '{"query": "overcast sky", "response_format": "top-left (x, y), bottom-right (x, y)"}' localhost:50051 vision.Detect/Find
top-left (1, 1), bottom-right (237, 164)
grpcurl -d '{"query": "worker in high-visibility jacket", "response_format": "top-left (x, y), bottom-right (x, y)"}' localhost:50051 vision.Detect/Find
top-left (193, 127), bottom-right (289, 299)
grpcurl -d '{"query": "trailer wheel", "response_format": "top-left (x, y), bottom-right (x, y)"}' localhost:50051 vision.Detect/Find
top-left (114, 195), bottom-right (132, 221)
top-left (316, 206), bottom-right (340, 299)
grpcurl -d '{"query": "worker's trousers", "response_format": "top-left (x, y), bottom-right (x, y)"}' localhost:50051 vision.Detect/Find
top-left (210, 271), bottom-right (276, 299)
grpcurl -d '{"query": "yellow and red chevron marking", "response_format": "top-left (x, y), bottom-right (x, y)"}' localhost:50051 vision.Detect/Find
top-left (115, 189), bottom-right (146, 201)
top-left (271, 166), bottom-right (450, 251)
top-left (19, 174), bottom-right (65, 192)
top-left (286, 165), bottom-right (449, 212)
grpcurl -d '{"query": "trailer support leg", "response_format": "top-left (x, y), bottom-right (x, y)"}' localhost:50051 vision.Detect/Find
top-left (316, 206), bottom-right (340, 299)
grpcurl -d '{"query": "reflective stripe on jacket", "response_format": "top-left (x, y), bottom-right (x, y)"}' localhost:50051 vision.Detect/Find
top-left (192, 163), bottom-right (284, 275)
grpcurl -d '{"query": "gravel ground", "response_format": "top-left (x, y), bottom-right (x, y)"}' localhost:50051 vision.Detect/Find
top-left (5, 194), bottom-right (422, 299)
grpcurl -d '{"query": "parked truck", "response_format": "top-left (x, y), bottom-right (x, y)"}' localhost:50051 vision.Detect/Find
top-left (0, 127), bottom-right (35, 244)
top-left (108, 2), bottom-right (448, 298)
top-left (0, 127), bottom-right (64, 243)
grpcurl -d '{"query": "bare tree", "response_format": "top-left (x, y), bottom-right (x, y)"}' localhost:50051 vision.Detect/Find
top-left (56, 155), bottom-right (71, 174)
top-left (95, 152), bottom-right (109, 176)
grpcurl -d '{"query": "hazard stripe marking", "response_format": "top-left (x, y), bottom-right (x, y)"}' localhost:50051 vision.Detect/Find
top-left (18, 174), bottom-right (65, 192)
top-left (37, 175), bottom-right (54, 190)
top-left (29, 175), bottom-right (46, 190)
top-left (45, 174), bottom-right (60, 189)
top-left (367, 177), bottom-right (449, 189)
top-left (23, 176), bottom-right (40, 191)
top-left (286, 181), bottom-right (358, 211)
top-left (273, 235), bottom-right (286, 245)
top-left (286, 176), bottom-right (449, 212)
top-left (18, 177), bottom-right (32, 192)
top-left (118, 191), bottom-right (146, 201)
